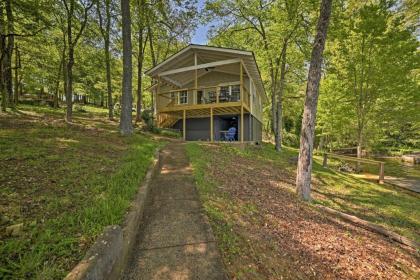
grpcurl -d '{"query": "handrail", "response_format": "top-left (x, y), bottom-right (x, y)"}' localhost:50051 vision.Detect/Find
top-left (317, 151), bottom-right (385, 184)
top-left (320, 152), bottom-right (384, 164)
top-left (157, 84), bottom-right (249, 108)
top-left (158, 86), bottom-right (218, 95)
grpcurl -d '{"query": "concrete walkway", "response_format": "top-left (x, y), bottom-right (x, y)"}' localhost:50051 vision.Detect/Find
top-left (123, 143), bottom-right (227, 280)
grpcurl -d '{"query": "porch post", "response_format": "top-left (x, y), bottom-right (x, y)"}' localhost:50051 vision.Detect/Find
top-left (155, 76), bottom-right (160, 115)
top-left (240, 61), bottom-right (244, 143)
top-left (210, 107), bottom-right (214, 142)
top-left (183, 110), bottom-right (186, 141)
top-left (194, 52), bottom-right (198, 104)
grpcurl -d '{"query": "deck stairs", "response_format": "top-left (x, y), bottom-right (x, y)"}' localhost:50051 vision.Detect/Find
top-left (158, 113), bottom-right (180, 128)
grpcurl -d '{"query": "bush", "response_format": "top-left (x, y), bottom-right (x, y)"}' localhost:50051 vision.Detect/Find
top-left (282, 131), bottom-right (300, 147)
top-left (141, 109), bottom-right (155, 131)
top-left (74, 104), bottom-right (87, 113)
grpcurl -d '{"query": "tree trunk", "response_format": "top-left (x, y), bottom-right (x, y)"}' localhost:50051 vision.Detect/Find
top-left (54, 55), bottom-right (64, 108)
top-left (61, 31), bottom-right (67, 108)
top-left (136, 18), bottom-right (144, 122)
top-left (271, 69), bottom-right (277, 138)
top-left (148, 25), bottom-right (157, 113)
top-left (105, 38), bottom-right (113, 119)
top-left (275, 41), bottom-right (288, 151)
top-left (0, 1), bottom-right (5, 112)
top-left (66, 44), bottom-right (74, 122)
top-left (97, 0), bottom-right (114, 119)
top-left (14, 44), bottom-right (20, 105)
top-left (105, 0), bottom-right (113, 119)
top-left (65, 1), bottom-right (74, 122)
top-left (136, 40), bottom-right (143, 122)
top-left (120, 0), bottom-right (133, 135)
top-left (296, 0), bottom-right (332, 201)
top-left (5, 0), bottom-right (13, 108)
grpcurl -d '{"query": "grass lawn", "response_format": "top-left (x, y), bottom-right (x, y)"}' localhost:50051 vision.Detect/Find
top-left (240, 144), bottom-right (420, 242)
top-left (0, 104), bottom-right (163, 279)
top-left (186, 142), bottom-right (419, 279)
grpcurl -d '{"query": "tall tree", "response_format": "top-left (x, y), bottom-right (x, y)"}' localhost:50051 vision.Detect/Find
top-left (14, 44), bottom-right (21, 104)
top-left (96, 0), bottom-right (114, 119)
top-left (205, 0), bottom-right (313, 151)
top-left (120, 0), bottom-right (133, 135)
top-left (62, 0), bottom-right (94, 122)
top-left (0, 1), bottom-right (5, 112)
top-left (317, 0), bottom-right (419, 155)
top-left (4, 0), bottom-right (14, 108)
top-left (134, 0), bottom-right (147, 122)
top-left (296, 0), bottom-right (332, 201)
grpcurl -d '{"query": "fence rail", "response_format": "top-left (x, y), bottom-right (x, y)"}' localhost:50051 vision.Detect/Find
top-left (320, 152), bottom-right (385, 184)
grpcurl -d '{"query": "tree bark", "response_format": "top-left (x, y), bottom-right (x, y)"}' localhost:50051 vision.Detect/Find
top-left (5, 0), bottom-right (13, 108)
top-left (275, 40), bottom-right (288, 151)
top-left (296, 0), bottom-right (332, 201)
top-left (136, 0), bottom-right (146, 122)
top-left (63, 0), bottom-right (93, 122)
top-left (66, 32), bottom-right (74, 121)
top-left (61, 29), bottom-right (67, 106)
top-left (97, 0), bottom-right (114, 119)
top-left (148, 24), bottom-right (157, 112)
top-left (105, 37), bottom-right (113, 119)
top-left (65, 0), bottom-right (74, 122)
top-left (0, 2), bottom-right (5, 112)
top-left (14, 44), bottom-right (19, 105)
top-left (54, 55), bottom-right (64, 108)
top-left (120, 0), bottom-right (133, 135)
top-left (136, 27), bottom-right (144, 122)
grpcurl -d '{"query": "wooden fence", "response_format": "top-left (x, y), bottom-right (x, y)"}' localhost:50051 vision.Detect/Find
top-left (321, 152), bottom-right (385, 184)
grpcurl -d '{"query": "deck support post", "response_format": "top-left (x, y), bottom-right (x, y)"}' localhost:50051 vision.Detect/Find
top-left (210, 107), bottom-right (214, 142)
top-left (240, 106), bottom-right (244, 143)
top-left (240, 61), bottom-right (244, 143)
top-left (183, 110), bottom-right (186, 141)
top-left (194, 52), bottom-right (198, 104)
top-left (155, 76), bottom-right (160, 116)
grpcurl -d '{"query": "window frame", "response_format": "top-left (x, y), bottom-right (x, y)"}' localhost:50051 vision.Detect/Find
top-left (178, 90), bottom-right (188, 104)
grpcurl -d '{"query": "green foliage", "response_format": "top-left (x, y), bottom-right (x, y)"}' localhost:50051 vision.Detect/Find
top-left (190, 142), bottom-right (420, 243)
top-left (318, 0), bottom-right (420, 152)
top-left (141, 109), bottom-right (155, 130)
top-left (0, 105), bottom-right (163, 279)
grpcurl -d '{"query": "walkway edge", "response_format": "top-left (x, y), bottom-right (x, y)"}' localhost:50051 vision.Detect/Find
top-left (64, 147), bottom-right (163, 280)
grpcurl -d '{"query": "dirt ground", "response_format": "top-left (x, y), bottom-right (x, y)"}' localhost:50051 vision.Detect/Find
top-left (187, 143), bottom-right (420, 280)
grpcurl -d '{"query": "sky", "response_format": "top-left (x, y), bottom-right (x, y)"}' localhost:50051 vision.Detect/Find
top-left (191, 0), bottom-right (211, 45)
top-left (191, 24), bottom-right (210, 45)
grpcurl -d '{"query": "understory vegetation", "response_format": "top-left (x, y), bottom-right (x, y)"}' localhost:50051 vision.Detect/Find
top-left (0, 105), bottom-right (162, 279)
top-left (186, 143), bottom-right (419, 279)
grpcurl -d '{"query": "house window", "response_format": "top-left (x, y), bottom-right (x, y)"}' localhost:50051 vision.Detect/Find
top-left (179, 91), bottom-right (188, 104)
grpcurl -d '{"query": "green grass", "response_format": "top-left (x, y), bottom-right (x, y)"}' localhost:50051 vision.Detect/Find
top-left (362, 157), bottom-right (420, 179)
top-left (0, 104), bottom-right (163, 279)
top-left (186, 144), bottom-right (243, 263)
top-left (243, 143), bottom-right (420, 242)
top-left (188, 142), bottom-right (420, 243)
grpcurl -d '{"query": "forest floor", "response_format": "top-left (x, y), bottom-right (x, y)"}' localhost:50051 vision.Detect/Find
top-left (0, 104), bottom-right (163, 279)
top-left (186, 143), bottom-right (420, 279)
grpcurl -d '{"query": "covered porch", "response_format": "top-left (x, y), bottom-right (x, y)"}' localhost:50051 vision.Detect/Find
top-left (158, 105), bottom-right (251, 142)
